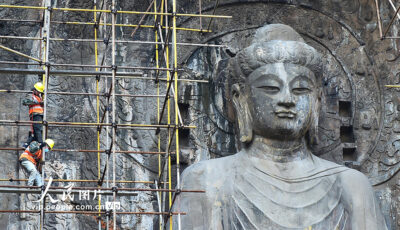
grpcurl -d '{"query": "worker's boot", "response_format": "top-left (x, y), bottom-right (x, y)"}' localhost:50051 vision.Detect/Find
top-left (21, 132), bottom-right (33, 148)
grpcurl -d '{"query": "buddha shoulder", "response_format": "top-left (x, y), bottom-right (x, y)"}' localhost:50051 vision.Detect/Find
top-left (180, 154), bottom-right (238, 189)
top-left (338, 167), bottom-right (376, 200)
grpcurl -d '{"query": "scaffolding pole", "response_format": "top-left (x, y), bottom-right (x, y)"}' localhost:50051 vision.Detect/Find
top-left (0, 35), bottom-right (226, 47)
top-left (0, 0), bottom-right (229, 226)
top-left (0, 89), bottom-right (166, 98)
top-left (0, 18), bottom-right (210, 32)
top-left (0, 210), bottom-right (186, 215)
top-left (0, 184), bottom-right (204, 193)
top-left (0, 4), bottom-right (232, 19)
top-left (0, 120), bottom-right (196, 129)
top-left (172, 0), bottom-right (181, 228)
top-left (0, 45), bottom-right (41, 62)
top-left (154, 1), bottom-right (163, 229)
top-left (110, 0), bottom-right (117, 228)
top-left (0, 68), bottom-right (142, 76)
top-left (40, 0), bottom-right (51, 229)
top-left (0, 178), bottom-right (160, 184)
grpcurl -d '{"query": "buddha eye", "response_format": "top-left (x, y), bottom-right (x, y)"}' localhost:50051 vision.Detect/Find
top-left (292, 87), bottom-right (311, 94)
top-left (257, 86), bottom-right (280, 94)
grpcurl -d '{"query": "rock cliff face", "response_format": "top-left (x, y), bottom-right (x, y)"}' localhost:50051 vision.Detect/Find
top-left (0, 0), bottom-right (400, 229)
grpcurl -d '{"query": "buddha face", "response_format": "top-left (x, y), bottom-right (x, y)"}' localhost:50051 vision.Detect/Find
top-left (244, 62), bottom-right (319, 140)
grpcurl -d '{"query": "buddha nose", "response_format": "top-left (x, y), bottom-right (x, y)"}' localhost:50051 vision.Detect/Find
top-left (278, 87), bottom-right (295, 108)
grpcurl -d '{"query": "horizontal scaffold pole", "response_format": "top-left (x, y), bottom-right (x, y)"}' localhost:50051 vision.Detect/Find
top-left (0, 35), bottom-right (227, 48)
top-left (0, 210), bottom-right (186, 215)
top-left (0, 178), bottom-right (163, 184)
top-left (0, 147), bottom-right (174, 155)
top-left (0, 89), bottom-right (165, 98)
top-left (0, 184), bottom-right (205, 193)
top-left (0, 4), bottom-right (232, 19)
top-left (0, 68), bottom-right (142, 76)
top-left (0, 120), bottom-right (196, 129)
top-left (0, 187), bottom-right (138, 196)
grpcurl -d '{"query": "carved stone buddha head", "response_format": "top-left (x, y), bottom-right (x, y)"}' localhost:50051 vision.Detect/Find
top-left (229, 24), bottom-right (323, 147)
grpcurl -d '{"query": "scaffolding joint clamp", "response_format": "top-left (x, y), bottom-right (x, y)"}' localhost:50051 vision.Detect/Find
top-left (93, 23), bottom-right (99, 29)
top-left (95, 75), bottom-right (100, 81)
top-left (6, 89), bottom-right (11, 93)
top-left (105, 150), bottom-right (111, 155)
top-left (97, 179), bottom-right (103, 186)
top-left (111, 8), bottom-right (118, 14)
top-left (176, 188), bottom-right (181, 194)
top-left (97, 126), bottom-right (101, 132)
top-left (153, 22), bottom-right (160, 31)
top-left (111, 65), bottom-right (117, 71)
top-left (112, 122), bottom-right (117, 129)
top-left (41, 185), bottom-right (46, 191)
top-left (42, 120), bottom-right (48, 126)
top-left (106, 210), bottom-right (111, 217)
top-left (172, 12), bottom-right (177, 17)
top-left (103, 38), bottom-right (110, 45)
top-left (104, 92), bottom-right (110, 98)
top-left (47, 6), bottom-right (53, 12)
top-left (9, 178), bottom-right (13, 182)
top-left (112, 186), bottom-right (118, 193)
top-left (45, 62), bottom-right (51, 67)
top-left (155, 127), bottom-right (161, 135)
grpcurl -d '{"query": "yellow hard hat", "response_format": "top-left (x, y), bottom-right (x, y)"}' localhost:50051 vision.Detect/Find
top-left (34, 82), bottom-right (44, 93)
top-left (45, 139), bottom-right (55, 149)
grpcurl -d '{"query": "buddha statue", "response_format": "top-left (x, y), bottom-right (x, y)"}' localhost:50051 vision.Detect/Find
top-left (175, 24), bottom-right (387, 230)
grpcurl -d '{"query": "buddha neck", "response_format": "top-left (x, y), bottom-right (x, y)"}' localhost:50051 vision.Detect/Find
top-left (244, 135), bottom-right (309, 163)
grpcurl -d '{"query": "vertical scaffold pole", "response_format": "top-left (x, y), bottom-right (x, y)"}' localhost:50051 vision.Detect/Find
top-left (164, 0), bottom-right (172, 229)
top-left (172, 0), bottom-right (181, 229)
top-left (93, 0), bottom-right (102, 229)
top-left (111, 0), bottom-right (117, 229)
top-left (103, 7), bottom-right (111, 229)
top-left (154, 0), bottom-right (163, 228)
top-left (40, 0), bottom-right (51, 229)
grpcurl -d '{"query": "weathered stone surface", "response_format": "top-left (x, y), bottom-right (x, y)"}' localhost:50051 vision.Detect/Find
top-left (177, 24), bottom-right (387, 229)
top-left (0, 0), bottom-right (399, 229)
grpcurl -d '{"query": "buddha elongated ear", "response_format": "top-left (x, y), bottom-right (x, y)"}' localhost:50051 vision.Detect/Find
top-left (231, 83), bottom-right (253, 143)
top-left (307, 90), bottom-right (322, 146)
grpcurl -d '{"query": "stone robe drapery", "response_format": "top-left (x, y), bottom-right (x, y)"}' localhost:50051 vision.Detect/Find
top-left (175, 152), bottom-right (388, 230)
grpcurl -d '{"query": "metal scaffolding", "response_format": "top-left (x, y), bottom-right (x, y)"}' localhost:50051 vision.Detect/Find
top-left (375, 0), bottom-right (400, 39)
top-left (0, 0), bottom-right (231, 229)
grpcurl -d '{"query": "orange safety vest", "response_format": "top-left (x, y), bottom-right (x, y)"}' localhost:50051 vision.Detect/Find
top-left (28, 94), bottom-right (43, 115)
top-left (19, 148), bottom-right (42, 165)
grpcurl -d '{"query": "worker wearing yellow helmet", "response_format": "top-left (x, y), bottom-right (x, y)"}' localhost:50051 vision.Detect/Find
top-left (19, 139), bottom-right (54, 187)
top-left (22, 82), bottom-right (45, 147)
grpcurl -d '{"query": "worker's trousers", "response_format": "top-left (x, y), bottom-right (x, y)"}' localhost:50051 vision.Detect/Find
top-left (20, 160), bottom-right (43, 187)
top-left (29, 114), bottom-right (43, 143)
